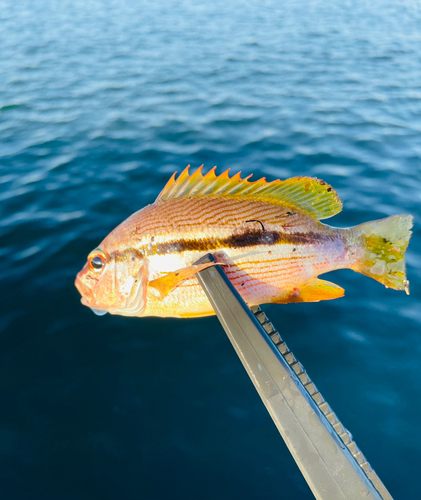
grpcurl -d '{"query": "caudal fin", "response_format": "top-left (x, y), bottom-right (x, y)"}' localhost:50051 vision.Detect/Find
top-left (351, 215), bottom-right (413, 294)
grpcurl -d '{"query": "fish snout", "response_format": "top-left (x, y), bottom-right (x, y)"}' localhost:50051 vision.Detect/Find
top-left (75, 274), bottom-right (93, 305)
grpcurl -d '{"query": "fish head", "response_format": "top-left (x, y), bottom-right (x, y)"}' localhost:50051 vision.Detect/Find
top-left (75, 245), bottom-right (148, 317)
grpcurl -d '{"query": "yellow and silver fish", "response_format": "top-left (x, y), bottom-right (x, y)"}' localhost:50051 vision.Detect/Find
top-left (75, 166), bottom-right (413, 318)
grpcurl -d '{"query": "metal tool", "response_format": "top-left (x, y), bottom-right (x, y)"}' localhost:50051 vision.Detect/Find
top-left (195, 253), bottom-right (393, 500)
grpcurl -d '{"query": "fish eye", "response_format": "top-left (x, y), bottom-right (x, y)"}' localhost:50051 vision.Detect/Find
top-left (89, 254), bottom-right (105, 271)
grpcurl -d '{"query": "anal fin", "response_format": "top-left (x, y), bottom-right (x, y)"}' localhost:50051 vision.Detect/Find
top-left (289, 278), bottom-right (344, 303)
top-left (149, 262), bottom-right (219, 298)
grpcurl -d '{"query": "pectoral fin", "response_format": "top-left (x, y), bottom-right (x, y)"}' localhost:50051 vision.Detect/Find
top-left (149, 262), bottom-right (219, 298)
top-left (289, 278), bottom-right (344, 303)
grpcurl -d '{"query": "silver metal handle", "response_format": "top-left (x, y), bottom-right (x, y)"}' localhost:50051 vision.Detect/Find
top-left (195, 253), bottom-right (393, 500)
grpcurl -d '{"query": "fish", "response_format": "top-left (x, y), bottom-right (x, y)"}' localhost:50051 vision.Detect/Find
top-left (75, 166), bottom-right (413, 318)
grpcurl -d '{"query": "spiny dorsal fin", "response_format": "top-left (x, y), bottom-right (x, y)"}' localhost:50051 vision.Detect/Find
top-left (157, 166), bottom-right (342, 220)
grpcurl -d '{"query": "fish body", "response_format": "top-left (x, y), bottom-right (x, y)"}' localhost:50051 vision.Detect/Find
top-left (75, 167), bottom-right (413, 318)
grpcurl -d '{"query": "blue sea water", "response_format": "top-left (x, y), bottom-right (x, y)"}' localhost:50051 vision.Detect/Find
top-left (1, 0), bottom-right (421, 498)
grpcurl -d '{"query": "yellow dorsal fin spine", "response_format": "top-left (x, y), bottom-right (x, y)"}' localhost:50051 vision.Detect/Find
top-left (157, 166), bottom-right (343, 220)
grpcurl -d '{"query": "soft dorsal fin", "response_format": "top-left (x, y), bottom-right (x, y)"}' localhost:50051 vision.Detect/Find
top-left (157, 166), bottom-right (342, 220)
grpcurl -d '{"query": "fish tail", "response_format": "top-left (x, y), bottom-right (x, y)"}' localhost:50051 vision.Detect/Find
top-left (350, 215), bottom-right (413, 294)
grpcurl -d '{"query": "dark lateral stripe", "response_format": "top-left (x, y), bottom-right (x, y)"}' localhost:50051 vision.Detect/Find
top-left (147, 230), bottom-right (332, 256)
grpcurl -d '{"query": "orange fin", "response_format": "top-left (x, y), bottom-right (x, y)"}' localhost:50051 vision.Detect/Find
top-left (289, 278), bottom-right (344, 303)
top-left (149, 262), bottom-right (219, 298)
top-left (157, 166), bottom-right (342, 220)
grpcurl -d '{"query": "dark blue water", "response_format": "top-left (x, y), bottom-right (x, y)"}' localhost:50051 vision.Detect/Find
top-left (1, 0), bottom-right (420, 498)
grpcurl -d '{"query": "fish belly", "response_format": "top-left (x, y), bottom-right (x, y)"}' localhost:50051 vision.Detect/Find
top-left (143, 237), bottom-right (347, 318)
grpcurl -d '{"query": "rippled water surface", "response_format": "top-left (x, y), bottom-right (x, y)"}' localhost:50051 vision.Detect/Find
top-left (1, 0), bottom-right (421, 498)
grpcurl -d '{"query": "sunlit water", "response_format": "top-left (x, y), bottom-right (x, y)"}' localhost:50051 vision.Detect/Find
top-left (1, 0), bottom-right (420, 498)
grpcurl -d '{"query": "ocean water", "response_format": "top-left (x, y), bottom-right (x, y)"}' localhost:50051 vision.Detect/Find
top-left (1, 0), bottom-right (420, 498)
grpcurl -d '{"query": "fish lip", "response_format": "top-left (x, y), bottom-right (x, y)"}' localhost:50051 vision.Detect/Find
top-left (75, 276), bottom-right (85, 296)
top-left (75, 276), bottom-right (93, 305)
top-left (76, 279), bottom-right (109, 311)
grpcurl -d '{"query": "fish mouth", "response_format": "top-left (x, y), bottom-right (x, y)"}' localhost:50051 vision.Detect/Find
top-left (75, 276), bottom-right (93, 306)
top-left (75, 275), bottom-right (86, 296)
top-left (75, 277), bottom-right (108, 315)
